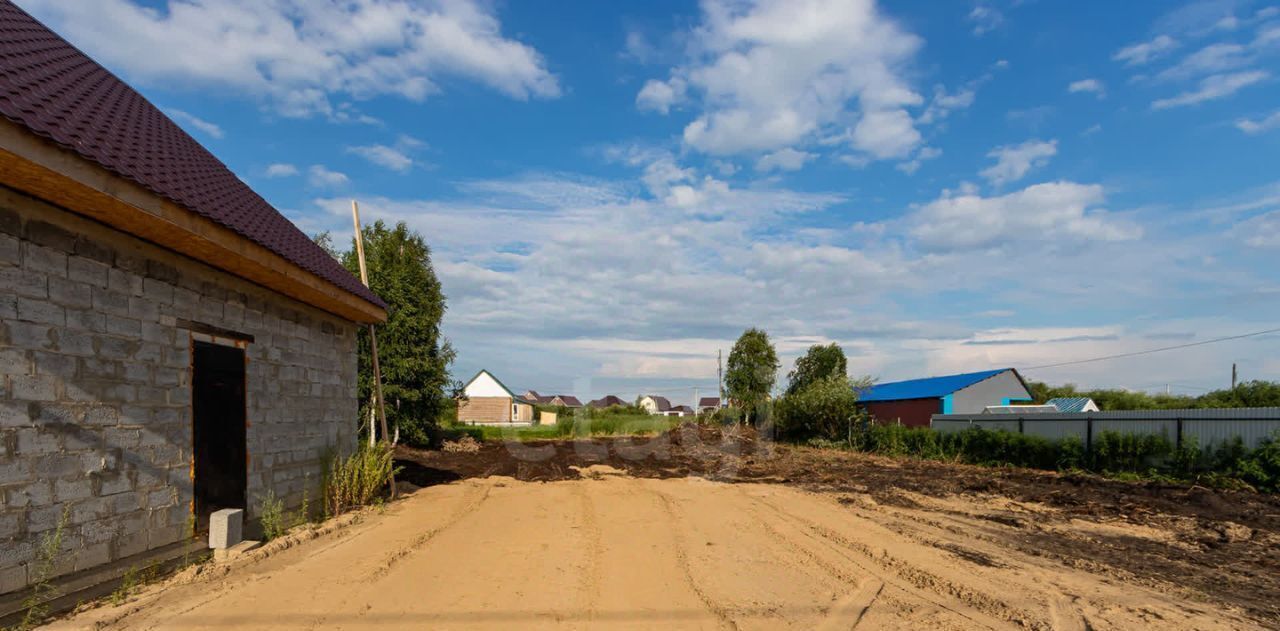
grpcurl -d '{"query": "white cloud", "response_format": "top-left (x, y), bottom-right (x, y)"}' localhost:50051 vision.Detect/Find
top-left (853, 109), bottom-right (922, 159)
top-left (968, 4), bottom-right (1004, 36)
top-left (643, 0), bottom-right (923, 161)
top-left (347, 144), bottom-right (414, 172)
top-left (636, 78), bottom-right (686, 114)
top-left (1151, 70), bottom-right (1268, 109)
top-left (755, 148), bottom-right (815, 172)
top-left (918, 84), bottom-right (977, 125)
top-left (1231, 210), bottom-right (1280, 247)
top-left (1156, 42), bottom-right (1252, 81)
top-left (264, 163), bottom-right (299, 178)
top-left (308, 165), bottom-right (350, 188)
top-left (1113, 34), bottom-right (1179, 66)
top-left (979, 139), bottom-right (1058, 186)
top-left (292, 160), bottom-right (1273, 400)
top-left (895, 146), bottom-right (941, 174)
top-left (163, 107), bottom-right (224, 138)
top-left (24, 0), bottom-right (559, 118)
top-left (1237, 110), bottom-right (1280, 134)
top-left (1067, 78), bottom-right (1106, 98)
top-left (909, 180), bottom-right (1140, 251)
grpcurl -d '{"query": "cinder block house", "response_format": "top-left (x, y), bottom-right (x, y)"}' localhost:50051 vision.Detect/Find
top-left (858, 368), bottom-right (1032, 427)
top-left (0, 2), bottom-right (385, 597)
top-left (458, 370), bottom-right (534, 424)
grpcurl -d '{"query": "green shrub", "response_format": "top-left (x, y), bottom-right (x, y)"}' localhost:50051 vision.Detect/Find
top-left (1057, 436), bottom-right (1086, 470)
top-left (323, 442), bottom-right (401, 517)
top-left (773, 375), bottom-right (861, 441)
top-left (258, 490), bottom-right (286, 541)
top-left (18, 506), bottom-right (71, 630)
top-left (1091, 431), bottom-right (1172, 473)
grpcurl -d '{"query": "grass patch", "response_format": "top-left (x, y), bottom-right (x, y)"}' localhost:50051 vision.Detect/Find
top-left (13, 506), bottom-right (71, 631)
top-left (457, 414), bottom-right (680, 442)
top-left (323, 442), bottom-right (401, 517)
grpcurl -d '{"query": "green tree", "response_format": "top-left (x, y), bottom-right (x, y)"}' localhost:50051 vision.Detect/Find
top-left (786, 343), bottom-right (847, 395)
top-left (725, 328), bottom-right (779, 424)
top-left (774, 375), bottom-right (871, 441)
top-left (321, 221), bottom-right (456, 445)
top-left (1195, 380), bottom-right (1280, 408)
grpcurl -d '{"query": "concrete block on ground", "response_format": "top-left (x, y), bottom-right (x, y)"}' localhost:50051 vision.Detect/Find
top-left (208, 508), bottom-right (243, 550)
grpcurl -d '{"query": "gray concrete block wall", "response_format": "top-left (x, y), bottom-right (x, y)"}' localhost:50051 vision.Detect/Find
top-left (0, 186), bottom-right (359, 594)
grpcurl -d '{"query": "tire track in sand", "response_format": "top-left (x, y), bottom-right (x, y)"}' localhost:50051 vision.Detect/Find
top-left (302, 482), bottom-right (494, 630)
top-left (361, 481), bottom-right (493, 582)
top-left (815, 578), bottom-right (884, 631)
top-left (572, 481), bottom-right (604, 623)
top-left (650, 485), bottom-right (741, 631)
top-left (739, 488), bottom-right (1029, 630)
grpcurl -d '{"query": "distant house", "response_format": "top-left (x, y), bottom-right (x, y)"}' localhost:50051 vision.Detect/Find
top-left (1047, 397), bottom-right (1100, 412)
top-left (858, 368), bottom-right (1032, 428)
top-left (524, 390), bottom-right (582, 407)
top-left (549, 395), bottom-right (583, 408)
top-left (589, 395), bottom-right (627, 408)
top-left (670, 405), bottom-right (695, 417)
top-left (697, 397), bottom-right (722, 414)
top-left (638, 395), bottom-right (673, 415)
top-left (459, 370), bottom-right (535, 424)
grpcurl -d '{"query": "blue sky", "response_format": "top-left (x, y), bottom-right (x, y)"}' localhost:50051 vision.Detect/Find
top-left (20, 0), bottom-right (1280, 404)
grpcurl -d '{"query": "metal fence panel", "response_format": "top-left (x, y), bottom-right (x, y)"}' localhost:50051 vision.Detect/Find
top-left (970, 420), bottom-right (1021, 433)
top-left (1092, 419), bottom-right (1178, 441)
top-left (1021, 420), bottom-right (1089, 442)
top-left (931, 420), bottom-right (974, 434)
top-left (930, 408), bottom-right (1280, 451)
top-left (1184, 419), bottom-right (1280, 450)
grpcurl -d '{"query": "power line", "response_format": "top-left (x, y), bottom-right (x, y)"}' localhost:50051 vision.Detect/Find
top-left (1023, 326), bottom-right (1280, 371)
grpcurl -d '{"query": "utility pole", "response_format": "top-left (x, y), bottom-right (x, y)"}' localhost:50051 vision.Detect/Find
top-left (351, 200), bottom-right (395, 497)
top-left (717, 349), bottom-right (723, 403)
top-left (1232, 363), bottom-right (1238, 389)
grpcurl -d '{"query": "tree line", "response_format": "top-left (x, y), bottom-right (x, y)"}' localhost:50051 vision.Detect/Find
top-left (721, 327), bottom-right (1280, 440)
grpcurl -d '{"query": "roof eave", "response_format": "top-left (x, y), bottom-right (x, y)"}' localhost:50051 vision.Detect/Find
top-left (0, 122), bottom-right (386, 324)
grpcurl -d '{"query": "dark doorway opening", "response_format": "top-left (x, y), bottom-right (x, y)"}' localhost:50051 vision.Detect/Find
top-left (192, 340), bottom-right (247, 532)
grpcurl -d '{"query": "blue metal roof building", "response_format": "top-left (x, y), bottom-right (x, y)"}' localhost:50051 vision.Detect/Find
top-left (857, 368), bottom-right (1033, 427)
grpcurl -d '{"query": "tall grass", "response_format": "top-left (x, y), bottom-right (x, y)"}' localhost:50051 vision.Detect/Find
top-left (322, 442), bottom-right (400, 517)
top-left (453, 413), bottom-right (679, 442)
top-left (16, 506), bottom-right (71, 630)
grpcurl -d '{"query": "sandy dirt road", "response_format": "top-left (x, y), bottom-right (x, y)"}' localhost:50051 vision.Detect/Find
top-left (48, 466), bottom-right (1260, 630)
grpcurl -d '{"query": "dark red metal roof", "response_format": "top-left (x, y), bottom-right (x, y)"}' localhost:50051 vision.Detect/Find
top-left (0, 1), bottom-right (383, 308)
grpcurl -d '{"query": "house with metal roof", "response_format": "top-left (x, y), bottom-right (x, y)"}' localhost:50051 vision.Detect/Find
top-left (857, 368), bottom-right (1032, 427)
top-left (0, 1), bottom-right (385, 598)
top-left (1046, 397), bottom-right (1100, 413)
top-left (589, 395), bottom-right (628, 409)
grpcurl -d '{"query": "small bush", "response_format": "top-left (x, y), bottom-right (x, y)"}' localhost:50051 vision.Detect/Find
top-left (1091, 431), bottom-right (1172, 473)
top-left (18, 506), bottom-right (71, 630)
top-left (773, 375), bottom-right (861, 441)
top-left (323, 442), bottom-right (401, 517)
top-left (1057, 436), bottom-right (1086, 470)
top-left (259, 490), bottom-right (286, 541)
